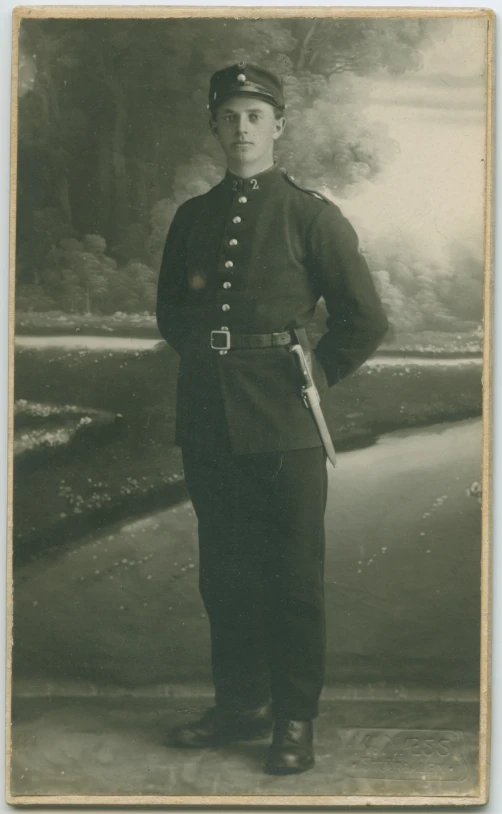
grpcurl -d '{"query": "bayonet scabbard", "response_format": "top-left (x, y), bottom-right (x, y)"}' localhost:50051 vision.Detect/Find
top-left (290, 343), bottom-right (337, 468)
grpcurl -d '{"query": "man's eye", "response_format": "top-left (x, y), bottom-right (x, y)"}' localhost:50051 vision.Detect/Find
top-left (249, 114), bottom-right (260, 121)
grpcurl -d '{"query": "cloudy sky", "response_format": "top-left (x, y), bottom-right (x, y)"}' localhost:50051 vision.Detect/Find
top-left (332, 17), bottom-right (488, 262)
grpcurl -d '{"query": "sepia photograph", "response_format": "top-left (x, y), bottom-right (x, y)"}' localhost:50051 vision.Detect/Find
top-left (7, 6), bottom-right (493, 806)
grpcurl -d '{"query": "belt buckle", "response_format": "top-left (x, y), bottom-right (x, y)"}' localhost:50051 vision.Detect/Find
top-left (210, 328), bottom-right (231, 351)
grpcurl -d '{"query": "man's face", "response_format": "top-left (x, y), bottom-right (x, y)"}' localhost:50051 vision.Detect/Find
top-left (211, 96), bottom-right (285, 167)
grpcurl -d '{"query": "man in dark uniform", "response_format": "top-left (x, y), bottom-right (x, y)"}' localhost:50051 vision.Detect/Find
top-left (156, 63), bottom-right (388, 775)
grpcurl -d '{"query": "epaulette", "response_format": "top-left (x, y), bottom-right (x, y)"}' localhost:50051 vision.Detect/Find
top-left (282, 171), bottom-right (333, 205)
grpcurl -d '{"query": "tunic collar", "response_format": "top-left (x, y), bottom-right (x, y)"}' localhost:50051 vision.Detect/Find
top-left (223, 163), bottom-right (283, 194)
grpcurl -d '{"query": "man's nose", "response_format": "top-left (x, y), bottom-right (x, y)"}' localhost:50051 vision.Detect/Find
top-left (235, 116), bottom-right (248, 133)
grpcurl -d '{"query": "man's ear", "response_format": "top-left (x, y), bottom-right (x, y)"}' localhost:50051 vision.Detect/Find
top-left (273, 116), bottom-right (286, 141)
top-left (209, 117), bottom-right (219, 139)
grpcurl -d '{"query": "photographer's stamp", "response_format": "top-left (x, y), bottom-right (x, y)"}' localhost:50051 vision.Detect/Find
top-left (341, 728), bottom-right (467, 782)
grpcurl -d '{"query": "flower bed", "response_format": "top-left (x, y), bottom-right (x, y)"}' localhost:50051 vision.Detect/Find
top-left (14, 399), bottom-right (122, 463)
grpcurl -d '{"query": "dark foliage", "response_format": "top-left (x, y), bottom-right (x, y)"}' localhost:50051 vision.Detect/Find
top-left (16, 17), bottom-right (446, 314)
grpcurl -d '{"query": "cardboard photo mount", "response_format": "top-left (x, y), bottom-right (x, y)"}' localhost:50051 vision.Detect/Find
top-left (6, 5), bottom-right (495, 807)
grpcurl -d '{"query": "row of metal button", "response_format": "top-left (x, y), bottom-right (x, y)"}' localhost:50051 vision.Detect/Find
top-left (217, 194), bottom-right (248, 351)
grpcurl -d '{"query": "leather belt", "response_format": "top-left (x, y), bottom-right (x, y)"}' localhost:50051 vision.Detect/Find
top-left (210, 328), bottom-right (293, 351)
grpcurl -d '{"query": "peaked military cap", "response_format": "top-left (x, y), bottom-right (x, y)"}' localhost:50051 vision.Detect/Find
top-left (208, 63), bottom-right (285, 115)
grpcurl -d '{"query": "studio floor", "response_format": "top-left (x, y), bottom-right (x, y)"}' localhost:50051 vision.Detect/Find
top-left (9, 692), bottom-right (480, 802)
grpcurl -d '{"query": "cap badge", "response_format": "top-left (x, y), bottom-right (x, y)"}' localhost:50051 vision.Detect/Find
top-left (237, 73), bottom-right (246, 83)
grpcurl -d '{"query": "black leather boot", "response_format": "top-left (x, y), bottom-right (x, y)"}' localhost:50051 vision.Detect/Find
top-left (171, 701), bottom-right (273, 747)
top-left (265, 719), bottom-right (314, 774)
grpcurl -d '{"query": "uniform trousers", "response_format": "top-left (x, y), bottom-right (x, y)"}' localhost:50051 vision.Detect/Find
top-left (182, 445), bottom-right (328, 721)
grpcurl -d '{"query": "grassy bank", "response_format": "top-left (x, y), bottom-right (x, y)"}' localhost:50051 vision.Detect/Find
top-left (13, 346), bottom-right (482, 564)
top-left (15, 311), bottom-right (159, 338)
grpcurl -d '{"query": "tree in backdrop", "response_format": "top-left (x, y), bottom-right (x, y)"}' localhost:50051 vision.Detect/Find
top-left (17, 16), bottom-right (469, 330)
top-left (367, 233), bottom-right (484, 334)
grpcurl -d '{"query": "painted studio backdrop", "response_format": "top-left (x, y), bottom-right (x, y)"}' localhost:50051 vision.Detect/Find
top-left (13, 16), bottom-right (485, 707)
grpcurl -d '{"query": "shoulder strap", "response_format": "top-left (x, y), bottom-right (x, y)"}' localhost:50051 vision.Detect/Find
top-left (282, 171), bottom-right (333, 205)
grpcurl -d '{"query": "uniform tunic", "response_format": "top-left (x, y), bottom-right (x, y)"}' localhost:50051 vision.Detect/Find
top-left (156, 163), bottom-right (388, 454)
top-left (156, 162), bottom-right (388, 718)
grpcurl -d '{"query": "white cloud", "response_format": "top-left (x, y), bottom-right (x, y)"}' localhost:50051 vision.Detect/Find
top-left (328, 18), bottom-right (488, 257)
top-left (419, 17), bottom-right (488, 79)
